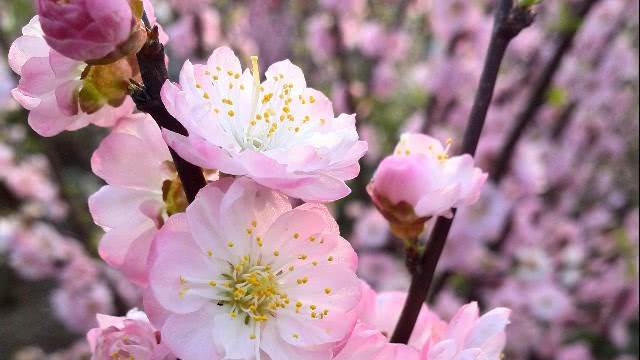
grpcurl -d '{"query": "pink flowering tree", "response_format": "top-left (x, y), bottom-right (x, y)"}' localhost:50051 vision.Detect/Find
top-left (1, 0), bottom-right (638, 359)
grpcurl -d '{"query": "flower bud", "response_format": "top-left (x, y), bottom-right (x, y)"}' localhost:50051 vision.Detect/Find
top-left (368, 133), bottom-right (487, 240)
top-left (37, 0), bottom-right (146, 64)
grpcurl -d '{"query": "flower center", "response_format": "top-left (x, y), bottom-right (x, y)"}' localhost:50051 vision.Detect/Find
top-left (162, 177), bottom-right (187, 216)
top-left (220, 256), bottom-right (289, 323)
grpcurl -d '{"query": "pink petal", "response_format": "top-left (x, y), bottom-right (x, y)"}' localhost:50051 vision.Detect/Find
top-left (212, 313), bottom-right (256, 359)
top-left (91, 131), bottom-right (169, 190)
top-left (149, 222), bottom-right (221, 314)
top-left (89, 185), bottom-right (161, 228)
top-left (54, 79), bottom-right (80, 116)
top-left (163, 130), bottom-right (246, 174)
top-left (161, 307), bottom-right (222, 360)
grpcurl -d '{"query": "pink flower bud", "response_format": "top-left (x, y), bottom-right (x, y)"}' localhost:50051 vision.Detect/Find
top-left (37, 0), bottom-right (145, 64)
top-left (368, 133), bottom-right (487, 239)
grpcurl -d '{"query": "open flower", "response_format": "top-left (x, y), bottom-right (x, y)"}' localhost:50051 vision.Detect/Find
top-left (347, 289), bottom-right (510, 360)
top-left (421, 302), bottom-right (511, 360)
top-left (333, 322), bottom-right (420, 360)
top-left (332, 284), bottom-right (421, 360)
top-left (148, 177), bottom-right (361, 359)
top-left (37, 0), bottom-right (146, 64)
top-left (161, 46), bottom-right (367, 202)
top-left (87, 309), bottom-right (175, 360)
top-left (89, 113), bottom-right (214, 285)
top-left (368, 133), bottom-right (487, 239)
top-left (8, 16), bottom-right (135, 136)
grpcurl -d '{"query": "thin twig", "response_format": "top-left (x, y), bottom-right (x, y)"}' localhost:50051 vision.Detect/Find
top-left (331, 14), bottom-right (357, 114)
top-left (390, 0), bottom-right (534, 344)
top-left (192, 13), bottom-right (208, 60)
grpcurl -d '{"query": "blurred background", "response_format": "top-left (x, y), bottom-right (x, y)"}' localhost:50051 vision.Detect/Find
top-left (0, 0), bottom-right (638, 359)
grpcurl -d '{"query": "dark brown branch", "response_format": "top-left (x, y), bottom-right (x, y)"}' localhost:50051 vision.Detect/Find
top-left (490, 0), bottom-right (601, 183)
top-left (390, 0), bottom-right (534, 344)
top-left (131, 26), bottom-right (206, 203)
top-left (331, 14), bottom-right (357, 114)
top-left (192, 13), bottom-right (208, 60)
top-left (392, 0), bottom-right (412, 28)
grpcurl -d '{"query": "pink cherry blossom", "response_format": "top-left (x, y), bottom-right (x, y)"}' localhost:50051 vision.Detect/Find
top-left (168, 0), bottom-right (212, 15)
top-left (8, 16), bottom-right (135, 136)
top-left (2, 155), bottom-right (59, 204)
top-left (361, 291), bottom-right (447, 351)
top-left (421, 302), bottom-right (511, 360)
top-left (8, 222), bottom-right (75, 280)
top-left (351, 207), bottom-right (389, 249)
top-left (357, 22), bottom-right (387, 58)
top-left (305, 14), bottom-right (336, 64)
top-left (86, 308), bottom-right (175, 360)
top-left (319, 0), bottom-right (366, 16)
top-left (161, 46), bottom-right (367, 201)
top-left (37, 0), bottom-right (143, 63)
top-left (89, 113), bottom-right (193, 285)
top-left (369, 133), bottom-right (487, 222)
top-left (0, 58), bottom-right (15, 107)
top-left (166, 9), bottom-right (221, 60)
top-left (429, 0), bottom-right (485, 43)
top-left (357, 253), bottom-right (410, 292)
top-left (148, 177), bottom-right (361, 359)
top-left (336, 288), bottom-right (450, 359)
top-left (0, 217), bottom-right (18, 255)
top-left (333, 322), bottom-right (420, 360)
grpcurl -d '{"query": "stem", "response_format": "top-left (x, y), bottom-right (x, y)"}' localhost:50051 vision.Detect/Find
top-left (392, 0), bottom-right (411, 28)
top-left (491, 0), bottom-right (601, 183)
top-left (131, 26), bottom-right (207, 203)
top-left (331, 14), bottom-right (357, 114)
top-left (390, 0), bottom-right (534, 344)
top-left (192, 13), bottom-right (207, 60)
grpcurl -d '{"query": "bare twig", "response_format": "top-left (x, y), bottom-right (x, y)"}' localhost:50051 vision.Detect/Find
top-left (331, 14), bottom-right (357, 114)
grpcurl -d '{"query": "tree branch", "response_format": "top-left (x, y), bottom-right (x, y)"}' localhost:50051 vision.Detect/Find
top-left (331, 14), bottom-right (357, 114)
top-left (490, 0), bottom-right (601, 183)
top-left (390, 0), bottom-right (534, 344)
top-left (130, 26), bottom-right (206, 203)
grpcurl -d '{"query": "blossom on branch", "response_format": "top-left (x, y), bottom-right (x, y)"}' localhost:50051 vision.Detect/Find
top-left (161, 46), bottom-right (367, 202)
top-left (368, 133), bottom-right (487, 239)
top-left (341, 288), bottom-right (510, 360)
top-left (89, 114), bottom-right (214, 285)
top-left (147, 177), bottom-right (361, 359)
top-left (8, 16), bottom-right (135, 136)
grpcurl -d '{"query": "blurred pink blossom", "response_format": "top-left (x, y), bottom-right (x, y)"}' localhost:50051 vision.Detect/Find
top-left (51, 281), bottom-right (115, 333)
top-left (166, 9), bottom-right (221, 60)
top-left (9, 222), bottom-right (74, 280)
